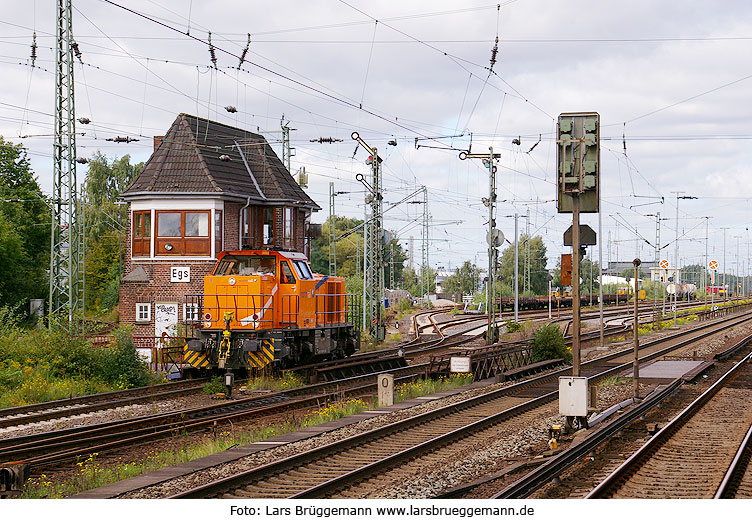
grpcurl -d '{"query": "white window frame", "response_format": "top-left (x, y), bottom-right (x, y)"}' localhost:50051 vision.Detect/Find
top-left (183, 302), bottom-right (200, 324)
top-left (136, 303), bottom-right (151, 323)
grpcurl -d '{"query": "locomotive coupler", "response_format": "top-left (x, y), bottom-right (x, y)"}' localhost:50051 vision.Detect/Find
top-left (218, 312), bottom-right (234, 369)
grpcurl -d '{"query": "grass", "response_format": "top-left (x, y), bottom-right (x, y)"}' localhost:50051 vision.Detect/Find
top-left (604, 302), bottom-right (750, 344)
top-left (597, 376), bottom-right (630, 388)
top-left (394, 373), bottom-right (473, 403)
top-left (22, 374), bottom-right (474, 499)
top-left (386, 332), bottom-right (403, 343)
top-left (202, 371), bottom-right (308, 395)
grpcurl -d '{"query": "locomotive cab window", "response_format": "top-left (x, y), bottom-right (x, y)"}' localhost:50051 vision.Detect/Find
top-left (293, 260), bottom-right (313, 279)
top-left (214, 255), bottom-right (275, 276)
top-left (280, 261), bottom-right (296, 284)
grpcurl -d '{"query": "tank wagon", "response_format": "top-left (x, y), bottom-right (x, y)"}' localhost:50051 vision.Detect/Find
top-left (181, 250), bottom-right (360, 382)
top-left (666, 282), bottom-right (697, 300)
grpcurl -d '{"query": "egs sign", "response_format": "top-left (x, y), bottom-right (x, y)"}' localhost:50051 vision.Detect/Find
top-left (170, 266), bottom-right (190, 283)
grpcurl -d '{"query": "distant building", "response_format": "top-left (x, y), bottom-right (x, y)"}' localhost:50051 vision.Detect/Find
top-left (434, 267), bottom-right (453, 294)
top-left (119, 114), bottom-right (320, 343)
top-left (649, 267), bottom-right (681, 283)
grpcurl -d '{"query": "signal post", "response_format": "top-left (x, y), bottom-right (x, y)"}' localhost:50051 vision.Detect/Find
top-left (556, 112), bottom-right (600, 431)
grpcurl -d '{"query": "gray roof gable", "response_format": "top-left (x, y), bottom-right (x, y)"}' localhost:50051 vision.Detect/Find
top-left (121, 114), bottom-right (319, 210)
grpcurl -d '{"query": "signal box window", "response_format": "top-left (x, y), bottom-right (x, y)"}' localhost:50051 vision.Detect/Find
top-left (183, 303), bottom-right (200, 324)
top-left (136, 303), bottom-right (151, 323)
top-left (283, 207), bottom-right (294, 249)
top-left (155, 210), bottom-right (210, 256)
top-left (214, 210), bottom-right (223, 255)
top-left (280, 261), bottom-right (296, 284)
top-left (132, 211), bottom-right (151, 257)
top-left (263, 208), bottom-right (274, 246)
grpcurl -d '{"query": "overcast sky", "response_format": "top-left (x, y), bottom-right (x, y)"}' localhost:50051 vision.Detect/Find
top-left (3, 1), bottom-right (752, 277)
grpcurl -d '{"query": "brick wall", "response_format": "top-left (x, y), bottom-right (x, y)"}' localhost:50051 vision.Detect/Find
top-left (273, 207), bottom-right (283, 250)
top-left (224, 202), bottom-right (240, 250)
top-left (119, 201), bottom-right (313, 335)
top-left (120, 261), bottom-right (214, 336)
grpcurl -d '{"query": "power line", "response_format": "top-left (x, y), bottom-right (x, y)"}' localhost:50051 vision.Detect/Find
top-left (101, 0), bottom-right (454, 147)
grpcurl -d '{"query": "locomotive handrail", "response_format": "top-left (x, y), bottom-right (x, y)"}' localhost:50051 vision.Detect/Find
top-left (185, 292), bottom-right (361, 331)
top-left (281, 294), bottom-right (299, 327)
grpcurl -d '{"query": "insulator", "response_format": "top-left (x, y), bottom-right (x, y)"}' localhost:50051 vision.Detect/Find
top-left (238, 33), bottom-right (250, 68)
top-left (490, 36), bottom-right (499, 70)
top-left (219, 154), bottom-right (231, 162)
top-left (78, 117), bottom-right (91, 124)
top-left (71, 41), bottom-right (83, 63)
top-left (76, 157), bottom-right (89, 164)
top-left (225, 105), bottom-right (237, 113)
top-left (30, 32), bottom-right (37, 67)
top-left (388, 139), bottom-right (397, 146)
top-left (512, 137), bottom-right (521, 145)
top-left (208, 32), bottom-right (217, 68)
top-left (106, 136), bottom-right (139, 143)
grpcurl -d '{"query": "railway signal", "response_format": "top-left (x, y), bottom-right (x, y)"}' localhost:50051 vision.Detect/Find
top-left (556, 112), bottom-right (600, 380)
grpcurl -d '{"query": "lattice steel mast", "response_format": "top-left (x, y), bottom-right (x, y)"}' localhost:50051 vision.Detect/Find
top-left (352, 132), bottom-right (385, 341)
top-left (50, 0), bottom-right (83, 330)
top-left (328, 182), bottom-right (337, 276)
top-left (421, 186), bottom-right (429, 302)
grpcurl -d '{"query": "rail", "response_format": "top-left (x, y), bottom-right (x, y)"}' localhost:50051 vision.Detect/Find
top-left (586, 336), bottom-right (752, 499)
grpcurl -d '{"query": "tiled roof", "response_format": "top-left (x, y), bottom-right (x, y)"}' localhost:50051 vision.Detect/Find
top-left (121, 114), bottom-right (319, 209)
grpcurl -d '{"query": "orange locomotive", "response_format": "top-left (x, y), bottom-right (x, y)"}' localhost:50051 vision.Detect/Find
top-left (182, 250), bottom-right (360, 376)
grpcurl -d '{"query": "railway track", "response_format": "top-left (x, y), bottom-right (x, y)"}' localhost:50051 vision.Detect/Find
top-left (587, 344), bottom-right (752, 499)
top-left (0, 378), bottom-right (209, 430)
top-left (168, 308), bottom-right (752, 499)
top-left (0, 362), bottom-right (434, 477)
top-left (311, 299), bottom-right (717, 380)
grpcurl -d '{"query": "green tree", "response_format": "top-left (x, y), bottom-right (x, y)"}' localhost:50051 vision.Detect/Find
top-left (443, 261), bottom-right (481, 295)
top-left (0, 137), bottom-right (50, 315)
top-left (310, 215), bottom-right (407, 283)
top-left (404, 266), bottom-right (436, 297)
top-left (498, 234), bottom-right (548, 295)
top-left (83, 153), bottom-right (142, 313)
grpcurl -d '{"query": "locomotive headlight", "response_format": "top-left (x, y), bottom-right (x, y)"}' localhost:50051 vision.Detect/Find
top-left (203, 320), bottom-right (212, 328)
top-left (228, 277), bottom-right (236, 286)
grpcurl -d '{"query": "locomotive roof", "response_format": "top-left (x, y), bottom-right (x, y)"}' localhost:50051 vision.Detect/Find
top-left (121, 114), bottom-right (320, 210)
top-left (217, 249), bottom-right (309, 261)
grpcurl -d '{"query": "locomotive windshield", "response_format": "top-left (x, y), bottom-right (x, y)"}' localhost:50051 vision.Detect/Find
top-left (214, 255), bottom-right (276, 276)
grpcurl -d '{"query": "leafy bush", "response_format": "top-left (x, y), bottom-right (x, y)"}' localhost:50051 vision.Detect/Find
top-left (531, 323), bottom-right (571, 364)
top-left (0, 325), bottom-right (155, 407)
top-left (398, 297), bottom-right (412, 312)
top-left (203, 376), bottom-right (225, 395)
top-left (506, 321), bottom-right (523, 333)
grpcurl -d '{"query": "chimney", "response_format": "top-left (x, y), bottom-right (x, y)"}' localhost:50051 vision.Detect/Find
top-left (153, 136), bottom-right (164, 152)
